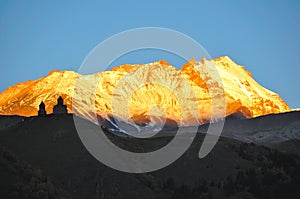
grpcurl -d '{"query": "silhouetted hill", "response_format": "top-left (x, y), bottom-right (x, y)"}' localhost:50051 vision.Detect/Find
top-left (0, 115), bottom-right (25, 131)
top-left (0, 144), bottom-right (69, 199)
top-left (0, 113), bottom-right (300, 198)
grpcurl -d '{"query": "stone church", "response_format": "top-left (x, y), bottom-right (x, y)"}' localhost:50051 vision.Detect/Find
top-left (38, 96), bottom-right (68, 116)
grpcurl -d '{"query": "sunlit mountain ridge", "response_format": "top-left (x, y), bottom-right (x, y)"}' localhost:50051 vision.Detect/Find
top-left (0, 56), bottom-right (290, 125)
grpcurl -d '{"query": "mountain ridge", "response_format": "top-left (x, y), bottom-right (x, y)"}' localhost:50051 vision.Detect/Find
top-left (0, 56), bottom-right (291, 125)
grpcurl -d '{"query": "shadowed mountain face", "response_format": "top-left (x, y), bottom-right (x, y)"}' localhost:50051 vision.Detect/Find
top-left (214, 111), bottom-right (300, 144)
top-left (0, 112), bottom-right (300, 199)
top-left (102, 111), bottom-right (300, 144)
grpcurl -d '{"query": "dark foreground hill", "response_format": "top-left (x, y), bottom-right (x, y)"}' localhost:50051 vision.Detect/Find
top-left (0, 113), bottom-right (300, 199)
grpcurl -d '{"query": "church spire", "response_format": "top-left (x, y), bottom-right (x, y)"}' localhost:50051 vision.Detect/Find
top-left (53, 96), bottom-right (68, 114)
top-left (38, 101), bottom-right (46, 116)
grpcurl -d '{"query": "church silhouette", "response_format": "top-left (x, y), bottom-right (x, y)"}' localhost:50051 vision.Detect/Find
top-left (38, 96), bottom-right (68, 116)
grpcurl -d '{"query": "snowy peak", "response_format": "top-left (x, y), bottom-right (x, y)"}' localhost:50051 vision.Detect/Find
top-left (0, 56), bottom-right (290, 125)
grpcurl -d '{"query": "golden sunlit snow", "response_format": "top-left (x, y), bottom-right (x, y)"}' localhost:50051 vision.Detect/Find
top-left (0, 56), bottom-right (290, 125)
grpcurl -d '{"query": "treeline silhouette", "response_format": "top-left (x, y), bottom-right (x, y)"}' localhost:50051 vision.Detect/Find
top-left (222, 143), bottom-right (300, 199)
top-left (0, 145), bottom-right (69, 199)
top-left (134, 142), bottom-right (300, 199)
top-left (1, 114), bottom-right (300, 198)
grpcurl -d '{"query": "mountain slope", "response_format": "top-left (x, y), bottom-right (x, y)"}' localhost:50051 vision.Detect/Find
top-left (0, 145), bottom-right (69, 199)
top-left (215, 111), bottom-right (300, 144)
top-left (0, 56), bottom-right (290, 124)
top-left (0, 114), bottom-right (300, 199)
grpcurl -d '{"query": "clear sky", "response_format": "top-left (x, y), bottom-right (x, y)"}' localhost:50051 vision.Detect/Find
top-left (0, 0), bottom-right (299, 108)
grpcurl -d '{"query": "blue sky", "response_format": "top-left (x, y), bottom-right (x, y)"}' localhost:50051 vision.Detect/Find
top-left (0, 0), bottom-right (299, 108)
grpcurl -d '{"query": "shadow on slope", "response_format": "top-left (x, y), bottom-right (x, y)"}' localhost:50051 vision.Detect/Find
top-left (0, 113), bottom-right (299, 198)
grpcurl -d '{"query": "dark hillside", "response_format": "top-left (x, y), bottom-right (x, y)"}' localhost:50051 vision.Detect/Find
top-left (0, 113), bottom-right (299, 198)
